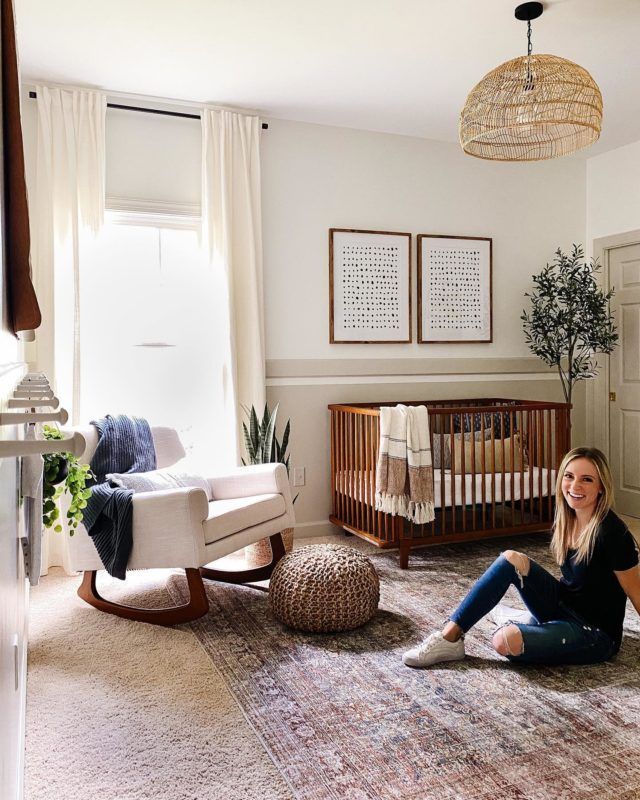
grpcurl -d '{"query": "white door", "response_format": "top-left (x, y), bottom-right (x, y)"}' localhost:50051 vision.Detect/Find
top-left (609, 242), bottom-right (640, 517)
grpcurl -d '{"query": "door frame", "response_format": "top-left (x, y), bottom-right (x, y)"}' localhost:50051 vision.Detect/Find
top-left (589, 230), bottom-right (640, 459)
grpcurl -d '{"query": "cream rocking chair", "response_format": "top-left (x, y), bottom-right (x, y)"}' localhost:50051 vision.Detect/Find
top-left (65, 425), bottom-right (296, 626)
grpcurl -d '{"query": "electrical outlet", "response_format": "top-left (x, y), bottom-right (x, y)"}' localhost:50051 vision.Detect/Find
top-left (293, 467), bottom-right (305, 487)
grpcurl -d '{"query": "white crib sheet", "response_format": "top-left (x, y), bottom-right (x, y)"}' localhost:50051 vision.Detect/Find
top-left (336, 467), bottom-right (556, 509)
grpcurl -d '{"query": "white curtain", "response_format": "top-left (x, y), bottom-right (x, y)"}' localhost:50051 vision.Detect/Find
top-left (31, 85), bottom-right (105, 575)
top-left (32, 85), bottom-right (106, 426)
top-left (201, 108), bottom-right (265, 463)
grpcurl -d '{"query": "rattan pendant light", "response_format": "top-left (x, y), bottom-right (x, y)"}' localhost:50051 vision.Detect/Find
top-left (459, 2), bottom-right (603, 161)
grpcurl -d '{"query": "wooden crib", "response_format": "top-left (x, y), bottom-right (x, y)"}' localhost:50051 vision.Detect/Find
top-left (328, 398), bottom-right (571, 568)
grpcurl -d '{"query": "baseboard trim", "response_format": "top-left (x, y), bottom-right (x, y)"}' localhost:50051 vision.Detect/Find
top-left (294, 520), bottom-right (342, 538)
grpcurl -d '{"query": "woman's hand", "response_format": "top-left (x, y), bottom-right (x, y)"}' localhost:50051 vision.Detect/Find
top-left (615, 565), bottom-right (640, 616)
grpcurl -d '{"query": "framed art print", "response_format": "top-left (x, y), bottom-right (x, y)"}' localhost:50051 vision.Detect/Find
top-left (418, 234), bottom-right (492, 343)
top-left (329, 228), bottom-right (411, 343)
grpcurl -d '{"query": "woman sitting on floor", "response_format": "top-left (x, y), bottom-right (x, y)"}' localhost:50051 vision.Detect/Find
top-left (403, 447), bottom-right (640, 668)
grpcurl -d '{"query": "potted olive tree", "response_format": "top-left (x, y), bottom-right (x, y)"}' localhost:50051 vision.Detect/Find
top-left (521, 244), bottom-right (618, 432)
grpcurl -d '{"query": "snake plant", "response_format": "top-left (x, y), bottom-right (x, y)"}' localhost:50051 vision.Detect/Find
top-left (242, 403), bottom-right (297, 501)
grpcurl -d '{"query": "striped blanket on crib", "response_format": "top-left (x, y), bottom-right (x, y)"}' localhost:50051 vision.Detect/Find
top-left (375, 404), bottom-right (435, 524)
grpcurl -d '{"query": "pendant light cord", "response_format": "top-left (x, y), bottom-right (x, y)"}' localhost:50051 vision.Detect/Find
top-left (525, 18), bottom-right (533, 89)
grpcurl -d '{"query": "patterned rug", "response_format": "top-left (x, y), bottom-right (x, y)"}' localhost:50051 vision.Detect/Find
top-left (167, 536), bottom-right (640, 800)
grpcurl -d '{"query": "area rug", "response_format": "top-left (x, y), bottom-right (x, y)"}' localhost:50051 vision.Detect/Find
top-left (167, 536), bottom-right (640, 800)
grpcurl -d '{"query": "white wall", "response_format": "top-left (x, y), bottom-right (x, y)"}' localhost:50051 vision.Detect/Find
top-left (587, 139), bottom-right (640, 243)
top-left (585, 138), bottom-right (640, 452)
top-left (262, 118), bottom-right (586, 361)
top-left (21, 101), bottom-right (588, 532)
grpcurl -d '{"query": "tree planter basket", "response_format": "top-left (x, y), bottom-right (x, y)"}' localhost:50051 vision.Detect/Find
top-left (245, 527), bottom-right (294, 568)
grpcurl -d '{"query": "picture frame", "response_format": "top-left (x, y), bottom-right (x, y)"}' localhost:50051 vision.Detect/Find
top-left (329, 228), bottom-right (412, 343)
top-left (417, 234), bottom-right (492, 343)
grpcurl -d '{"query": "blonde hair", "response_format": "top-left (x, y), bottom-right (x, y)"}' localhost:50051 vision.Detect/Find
top-left (551, 447), bottom-right (614, 566)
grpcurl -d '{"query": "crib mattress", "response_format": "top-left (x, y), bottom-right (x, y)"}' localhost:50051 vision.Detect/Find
top-left (336, 467), bottom-right (556, 509)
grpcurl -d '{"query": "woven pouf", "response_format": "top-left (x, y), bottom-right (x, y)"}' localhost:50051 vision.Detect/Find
top-left (269, 544), bottom-right (380, 633)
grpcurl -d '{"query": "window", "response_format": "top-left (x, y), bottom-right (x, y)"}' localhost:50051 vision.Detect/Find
top-left (80, 211), bottom-right (234, 470)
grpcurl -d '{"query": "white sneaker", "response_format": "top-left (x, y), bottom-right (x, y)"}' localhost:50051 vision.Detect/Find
top-left (402, 632), bottom-right (465, 668)
top-left (488, 603), bottom-right (535, 628)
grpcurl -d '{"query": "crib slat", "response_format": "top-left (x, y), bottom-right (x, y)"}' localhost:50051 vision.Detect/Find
top-left (375, 415), bottom-right (384, 540)
top-left (370, 414), bottom-right (375, 535)
top-left (460, 421), bottom-right (467, 533)
top-left (490, 412), bottom-right (496, 528)
top-left (470, 417), bottom-right (477, 531)
top-left (342, 411), bottom-right (348, 524)
top-left (372, 414), bottom-right (378, 539)
top-left (364, 413), bottom-right (370, 535)
top-left (354, 414), bottom-right (360, 532)
top-left (509, 410), bottom-right (515, 522)
top-left (430, 411), bottom-right (437, 538)
top-left (511, 411), bottom-right (526, 525)
top-left (359, 413), bottom-right (365, 533)
top-left (349, 412), bottom-right (356, 527)
top-left (537, 410), bottom-right (543, 522)
top-left (330, 411), bottom-right (336, 520)
top-left (500, 411), bottom-right (506, 527)
top-left (449, 413), bottom-right (455, 535)
top-left (333, 411), bottom-right (344, 521)
top-left (359, 414), bottom-right (364, 532)
top-left (527, 409), bottom-right (534, 523)
top-left (547, 409), bottom-right (553, 521)
top-left (480, 412), bottom-right (487, 530)
top-left (440, 425), bottom-right (446, 538)
top-left (337, 410), bottom-right (342, 521)
top-left (344, 410), bottom-right (349, 524)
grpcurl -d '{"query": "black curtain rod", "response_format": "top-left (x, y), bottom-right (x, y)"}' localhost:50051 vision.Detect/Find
top-left (27, 91), bottom-right (269, 129)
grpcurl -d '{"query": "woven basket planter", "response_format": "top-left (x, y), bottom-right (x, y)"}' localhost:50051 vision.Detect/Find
top-left (268, 544), bottom-right (380, 633)
top-left (244, 528), bottom-right (294, 568)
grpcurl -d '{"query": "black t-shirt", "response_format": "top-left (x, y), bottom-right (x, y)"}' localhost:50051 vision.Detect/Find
top-left (559, 509), bottom-right (639, 651)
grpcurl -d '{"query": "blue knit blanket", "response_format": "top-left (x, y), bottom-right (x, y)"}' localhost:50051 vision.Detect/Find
top-left (83, 415), bottom-right (156, 579)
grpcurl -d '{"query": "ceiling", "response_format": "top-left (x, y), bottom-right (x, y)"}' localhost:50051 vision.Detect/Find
top-left (15, 0), bottom-right (640, 156)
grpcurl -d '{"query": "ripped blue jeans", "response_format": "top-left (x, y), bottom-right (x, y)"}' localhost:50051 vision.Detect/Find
top-left (449, 553), bottom-right (616, 665)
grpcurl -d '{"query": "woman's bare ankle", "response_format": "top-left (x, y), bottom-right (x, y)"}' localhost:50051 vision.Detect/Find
top-left (442, 621), bottom-right (463, 642)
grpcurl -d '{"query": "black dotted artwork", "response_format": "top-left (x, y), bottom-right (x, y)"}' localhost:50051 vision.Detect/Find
top-left (425, 245), bottom-right (488, 335)
top-left (420, 237), bottom-right (491, 343)
top-left (340, 244), bottom-right (401, 331)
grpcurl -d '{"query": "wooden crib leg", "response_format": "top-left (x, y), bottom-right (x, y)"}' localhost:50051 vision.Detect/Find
top-left (399, 543), bottom-right (410, 570)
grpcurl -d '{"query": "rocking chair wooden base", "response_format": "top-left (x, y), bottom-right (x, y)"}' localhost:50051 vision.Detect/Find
top-left (200, 532), bottom-right (286, 587)
top-left (77, 532), bottom-right (287, 626)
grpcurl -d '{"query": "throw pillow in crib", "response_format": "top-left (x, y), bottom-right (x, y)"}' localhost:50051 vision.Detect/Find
top-left (452, 434), bottom-right (528, 474)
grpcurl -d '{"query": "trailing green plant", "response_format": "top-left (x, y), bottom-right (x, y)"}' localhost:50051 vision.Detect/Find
top-left (42, 425), bottom-right (94, 534)
top-left (242, 403), bottom-right (298, 502)
top-left (521, 244), bottom-right (618, 408)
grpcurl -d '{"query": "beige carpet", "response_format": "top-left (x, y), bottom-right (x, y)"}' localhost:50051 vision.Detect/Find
top-left (25, 567), bottom-right (294, 800)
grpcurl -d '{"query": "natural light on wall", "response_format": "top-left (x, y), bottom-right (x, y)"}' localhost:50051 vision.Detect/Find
top-left (79, 210), bottom-right (235, 471)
